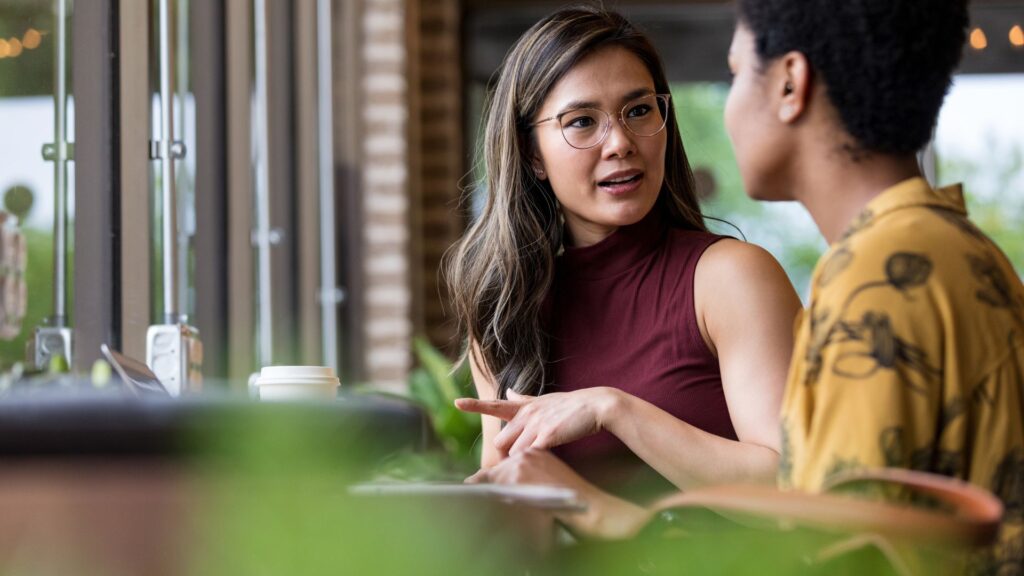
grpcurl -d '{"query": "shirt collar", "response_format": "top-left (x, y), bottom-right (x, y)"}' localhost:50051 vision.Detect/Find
top-left (839, 177), bottom-right (967, 241)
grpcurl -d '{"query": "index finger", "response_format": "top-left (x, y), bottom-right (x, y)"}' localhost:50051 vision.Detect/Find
top-left (454, 398), bottom-right (521, 421)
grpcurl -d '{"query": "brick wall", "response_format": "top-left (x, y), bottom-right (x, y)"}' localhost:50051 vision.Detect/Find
top-left (361, 0), bottom-right (412, 391)
top-left (346, 0), bottom-right (465, 390)
top-left (415, 0), bottom-right (464, 354)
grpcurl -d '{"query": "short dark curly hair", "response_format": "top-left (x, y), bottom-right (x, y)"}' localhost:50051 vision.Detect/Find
top-left (736, 0), bottom-right (968, 155)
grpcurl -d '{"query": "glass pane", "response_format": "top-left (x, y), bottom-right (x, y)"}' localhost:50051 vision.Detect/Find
top-left (672, 82), bottom-right (824, 298)
top-left (935, 74), bottom-right (1024, 276)
top-left (0, 0), bottom-right (75, 369)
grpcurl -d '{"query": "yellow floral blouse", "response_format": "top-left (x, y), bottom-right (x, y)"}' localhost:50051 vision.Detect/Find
top-left (781, 177), bottom-right (1024, 572)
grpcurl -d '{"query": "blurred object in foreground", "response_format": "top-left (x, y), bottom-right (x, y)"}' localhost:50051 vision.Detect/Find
top-left (0, 399), bottom-right (523, 576)
top-left (581, 469), bottom-right (1002, 576)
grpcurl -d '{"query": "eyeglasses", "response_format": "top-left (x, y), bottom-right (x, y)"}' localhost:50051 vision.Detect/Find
top-left (532, 93), bottom-right (671, 150)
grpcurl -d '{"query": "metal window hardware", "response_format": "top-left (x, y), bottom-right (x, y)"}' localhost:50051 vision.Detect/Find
top-left (317, 287), bottom-right (346, 305)
top-left (148, 140), bottom-right (187, 160)
top-left (30, 0), bottom-right (72, 370)
top-left (317, 0), bottom-right (340, 370)
top-left (28, 325), bottom-right (72, 371)
top-left (251, 227), bottom-right (284, 246)
top-left (254, 0), bottom-right (274, 366)
top-left (146, 323), bottom-right (203, 397)
top-left (41, 142), bottom-right (75, 162)
top-left (146, 0), bottom-right (202, 391)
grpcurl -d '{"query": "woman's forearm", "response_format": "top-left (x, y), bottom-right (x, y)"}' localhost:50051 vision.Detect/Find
top-left (599, 388), bottom-right (780, 490)
top-left (558, 486), bottom-right (650, 540)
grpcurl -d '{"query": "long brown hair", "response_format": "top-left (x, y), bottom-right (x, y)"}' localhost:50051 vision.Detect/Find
top-left (445, 6), bottom-right (705, 399)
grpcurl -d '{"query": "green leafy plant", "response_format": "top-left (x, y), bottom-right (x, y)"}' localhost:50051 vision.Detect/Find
top-left (408, 337), bottom-right (482, 466)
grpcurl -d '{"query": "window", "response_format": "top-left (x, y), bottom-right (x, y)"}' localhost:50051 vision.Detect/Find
top-left (0, 0), bottom-right (74, 370)
top-left (0, 0), bottom-right (345, 386)
top-left (935, 74), bottom-right (1024, 274)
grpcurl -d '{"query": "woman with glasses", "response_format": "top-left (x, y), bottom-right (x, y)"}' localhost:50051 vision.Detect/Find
top-left (447, 6), bottom-right (800, 537)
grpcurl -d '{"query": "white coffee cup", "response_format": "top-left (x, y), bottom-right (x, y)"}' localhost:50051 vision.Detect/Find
top-left (254, 366), bottom-right (340, 401)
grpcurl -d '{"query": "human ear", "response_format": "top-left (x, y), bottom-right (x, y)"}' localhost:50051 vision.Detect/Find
top-left (530, 152), bottom-right (548, 181)
top-left (778, 51), bottom-right (811, 123)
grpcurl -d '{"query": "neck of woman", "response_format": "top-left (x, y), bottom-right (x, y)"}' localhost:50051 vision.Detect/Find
top-left (793, 150), bottom-right (922, 245)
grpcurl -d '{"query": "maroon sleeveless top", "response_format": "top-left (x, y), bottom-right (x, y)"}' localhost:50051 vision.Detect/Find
top-left (542, 209), bottom-right (736, 503)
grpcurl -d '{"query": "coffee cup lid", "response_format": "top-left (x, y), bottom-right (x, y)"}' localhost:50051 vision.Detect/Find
top-left (260, 366), bottom-right (336, 379)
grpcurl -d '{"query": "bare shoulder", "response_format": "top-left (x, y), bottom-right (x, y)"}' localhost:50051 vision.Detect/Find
top-left (695, 238), bottom-right (792, 290)
top-left (694, 239), bottom-right (801, 348)
top-left (696, 237), bottom-right (798, 325)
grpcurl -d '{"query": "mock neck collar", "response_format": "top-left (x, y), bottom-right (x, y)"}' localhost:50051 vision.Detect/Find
top-left (559, 208), bottom-right (668, 280)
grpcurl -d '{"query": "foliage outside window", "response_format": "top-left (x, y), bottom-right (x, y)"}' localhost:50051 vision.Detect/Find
top-left (672, 78), bottom-right (1024, 300)
top-left (672, 83), bottom-right (824, 298)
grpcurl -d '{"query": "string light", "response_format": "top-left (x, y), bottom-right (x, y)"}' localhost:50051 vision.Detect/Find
top-left (7, 38), bottom-right (22, 58)
top-left (22, 28), bottom-right (42, 50)
top-left (970, 27), bottom-right (988, 50)
top-left (1011, 25), bottom-right (1024, 48)
top-left (0, 27), bottom-right (46, 60)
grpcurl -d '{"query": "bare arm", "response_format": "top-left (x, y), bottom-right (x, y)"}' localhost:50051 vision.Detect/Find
top-left (467, 341), bottom-right (503, 468)
top-left (603, 239), bottom-right (799, 488)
